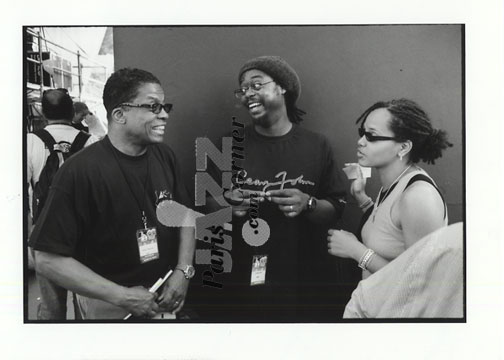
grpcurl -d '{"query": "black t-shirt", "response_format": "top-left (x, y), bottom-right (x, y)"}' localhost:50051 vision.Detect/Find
top-left (201, 124), bottom-right (347, 320)
top-left (29, 136), bottom-right (191, 287)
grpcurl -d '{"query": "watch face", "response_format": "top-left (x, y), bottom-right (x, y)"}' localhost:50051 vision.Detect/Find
top-left (308, 197), bottom-right (317, 210)
top-left (186, 266), bottom-right (195, 278)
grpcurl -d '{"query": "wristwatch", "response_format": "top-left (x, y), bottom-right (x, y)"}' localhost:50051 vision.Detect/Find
top-left (306, 196), bottom-right (317, 212)
top-left (175, 264), bottom-right (195, 279)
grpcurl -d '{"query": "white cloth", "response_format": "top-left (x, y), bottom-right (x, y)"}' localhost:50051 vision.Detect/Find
top-left (344, 222), bottom-right (464, 318)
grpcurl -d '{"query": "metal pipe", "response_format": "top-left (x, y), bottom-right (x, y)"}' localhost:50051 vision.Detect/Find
top-left (27, 27), bottom-right (108, 68)
top-left (77, 50), bottom-right (82, 100)
top-left (37, 31), bottom-right (44, 95)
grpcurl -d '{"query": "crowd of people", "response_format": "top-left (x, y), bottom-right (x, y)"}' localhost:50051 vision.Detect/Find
top-left (26, 56), bottom-right (463, 321)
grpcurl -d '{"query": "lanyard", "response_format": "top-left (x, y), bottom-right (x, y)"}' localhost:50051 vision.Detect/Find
top-left (109, 141), bottom-right (151, 229)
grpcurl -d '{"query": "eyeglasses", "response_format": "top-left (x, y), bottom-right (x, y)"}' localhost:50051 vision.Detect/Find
top-left (358, 127), bottom-right (399, 142)
top-left (118, 103), bottom-right (173, 114)
top-left (234, 81), bottom-right (275, 99)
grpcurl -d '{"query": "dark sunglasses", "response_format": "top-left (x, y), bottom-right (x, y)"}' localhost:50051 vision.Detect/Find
top-left (358, 127), bottom-right (399, 142)
top-left (118, 102), bottom-right (173, 114)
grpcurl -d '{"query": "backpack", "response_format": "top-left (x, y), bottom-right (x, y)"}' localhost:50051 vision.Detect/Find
top-left (31, 128), bottom-right (90, 223)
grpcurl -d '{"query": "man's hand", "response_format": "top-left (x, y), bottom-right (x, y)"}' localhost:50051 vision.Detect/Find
top-left (119, 286), bottom-right (159, 318)
top-left (157, 270), bottom-right (189, 314)
top-left (266, 189), bottom-right (309, 217)
top-left (84, 113), bottom-right (99, 126)
top-left (224, 189), bottom-right (265, 217)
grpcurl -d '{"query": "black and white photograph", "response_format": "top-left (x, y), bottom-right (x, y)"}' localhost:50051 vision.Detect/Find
top-left (2, 0), bottom-right (503, 359)
top-left (23, 24), bottom-right (464, 323)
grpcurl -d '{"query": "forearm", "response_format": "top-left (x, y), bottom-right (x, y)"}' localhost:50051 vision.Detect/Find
top-left (158, 227), bottom-right (195, 312)
top-left (352, 246), bottom-right (390, 274)
top-left (362, 252), bottom-right (390, 274)
top-left (353, 191), bottom-right (374, 213)
top-left (34, 250), bottom-right (125, 306)
top-left (304, 198), bottom-right (337, 224)
top-left (177, 227), bottom-right (195, 266)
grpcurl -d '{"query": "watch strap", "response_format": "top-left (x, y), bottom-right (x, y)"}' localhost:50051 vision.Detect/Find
top-left (176, 264), bottom-right (195, 279)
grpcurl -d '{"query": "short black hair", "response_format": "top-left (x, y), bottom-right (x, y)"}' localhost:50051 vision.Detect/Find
top-left (41, 88), bottom-right (74, 121)
top-left (73, 101), bottom-right (89, 115)
top-left (356, 98), bottom-right (453, 164)
top-left (102, 68), bottom-right (161, 120)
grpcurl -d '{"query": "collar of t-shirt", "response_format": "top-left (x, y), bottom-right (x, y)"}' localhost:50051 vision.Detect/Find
top-left (250, 123), bottom-right (298, 142)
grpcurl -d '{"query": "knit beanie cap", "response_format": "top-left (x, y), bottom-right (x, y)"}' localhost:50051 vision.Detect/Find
top-left (238, 56), bottom-right (301, 104)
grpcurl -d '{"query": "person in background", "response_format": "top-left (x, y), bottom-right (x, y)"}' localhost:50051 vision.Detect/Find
top-left (29, 68), bottom-right (196, 320)
top-left (73, 101), bottom-right (107, 139)
top-left (27, 88), bottom-right (99, 319)
top-left (328, 98), bottom-right (453, 280)
top-left (71, 101), bottom-right (90, 133)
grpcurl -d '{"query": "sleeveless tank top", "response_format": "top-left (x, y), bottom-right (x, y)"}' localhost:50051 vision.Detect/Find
top-left (361, 168), bottom-right (447, 279)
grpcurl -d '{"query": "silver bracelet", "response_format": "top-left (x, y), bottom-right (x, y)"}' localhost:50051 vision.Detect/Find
top-left (358, 197), bottom-right (374, 209)
top-left (358, 249), bottom-right (375, 270)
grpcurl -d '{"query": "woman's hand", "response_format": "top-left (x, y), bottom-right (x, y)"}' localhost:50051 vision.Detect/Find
top-left (327, 229), bottom-right (365, 260)
top-left (343, 164), bottom-right (370, 206)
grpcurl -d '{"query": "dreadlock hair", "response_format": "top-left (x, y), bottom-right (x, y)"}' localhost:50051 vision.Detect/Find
top-left (285, 95), bottom-right (306, 124)
top-left (103, 68), bottom-right (161, 121)
top-left (356, 98), bottom-right (453, 164)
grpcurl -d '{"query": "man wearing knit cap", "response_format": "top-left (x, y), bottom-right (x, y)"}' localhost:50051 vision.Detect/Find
top-left (211, 56), bottom-right (349, 321)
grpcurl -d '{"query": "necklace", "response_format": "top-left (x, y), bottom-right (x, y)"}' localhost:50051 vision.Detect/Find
top-left (372, 164), bottom-right (412, 222)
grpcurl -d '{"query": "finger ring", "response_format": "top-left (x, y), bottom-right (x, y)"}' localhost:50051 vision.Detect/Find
top-left (289, 205), bottom-right (294, 211)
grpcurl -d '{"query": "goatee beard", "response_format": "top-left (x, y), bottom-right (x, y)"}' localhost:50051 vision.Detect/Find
top-left (251, 116), bottom-right (269, 128)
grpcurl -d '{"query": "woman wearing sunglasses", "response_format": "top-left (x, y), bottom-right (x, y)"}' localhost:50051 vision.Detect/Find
top-left (327, 98), bottom-right (452, 280)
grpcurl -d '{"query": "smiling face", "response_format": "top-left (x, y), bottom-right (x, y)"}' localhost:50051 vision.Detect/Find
top-left (356, 108), bottom-right (403, 168)
top-left (239, 69), bottom-right (286, 127)
top-left (122, 82), bottom-right (168, 146)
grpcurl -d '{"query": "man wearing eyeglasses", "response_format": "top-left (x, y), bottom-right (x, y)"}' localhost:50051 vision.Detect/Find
top-left (211, 56), bottom-right (350, 321)
top-left (29, 68), bottom-right (195, 320)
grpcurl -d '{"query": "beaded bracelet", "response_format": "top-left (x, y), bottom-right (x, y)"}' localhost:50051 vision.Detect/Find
top-left (358, 249), bottom-right (375, 271)
top-left (358, 197), bottom-right (374, 209)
